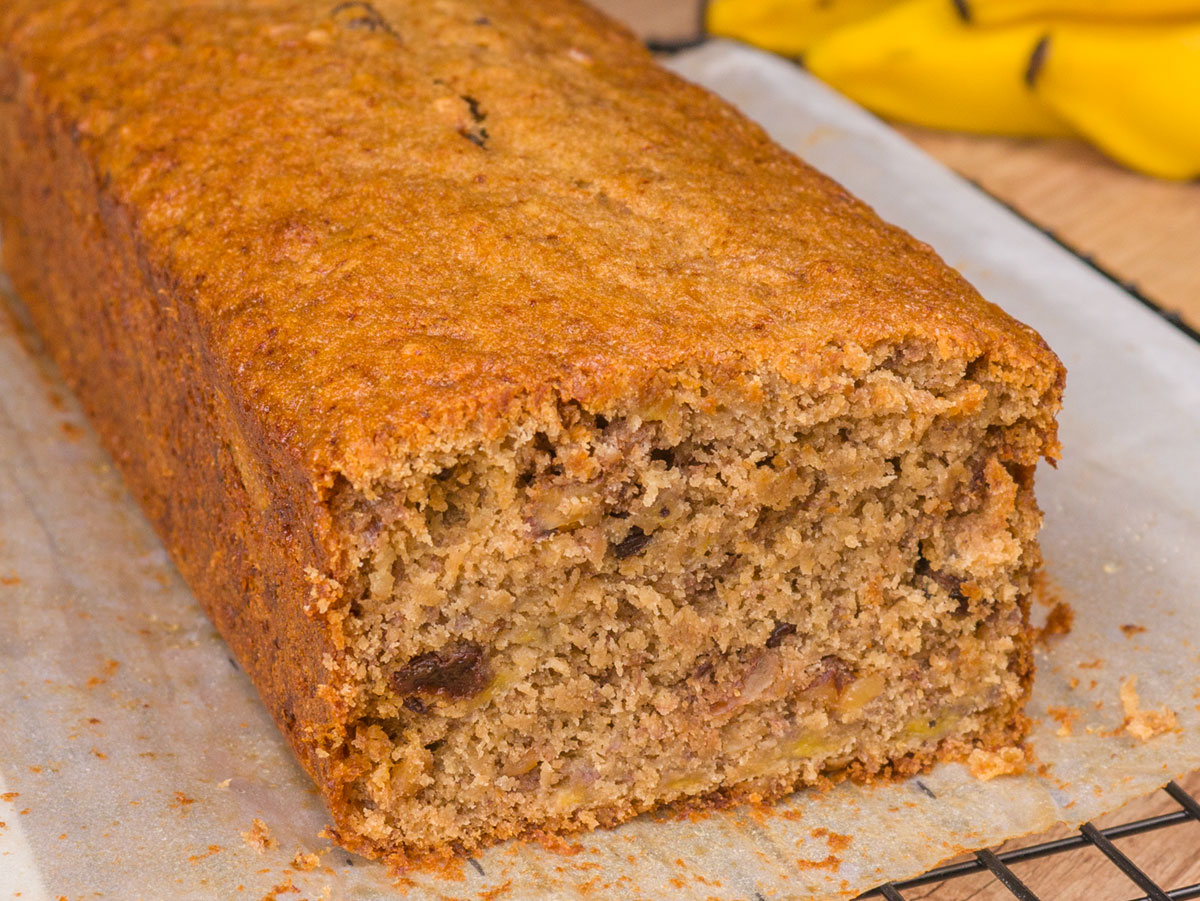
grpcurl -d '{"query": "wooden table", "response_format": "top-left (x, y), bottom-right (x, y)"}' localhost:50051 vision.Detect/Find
top-left (590, 1), bottom-right (1200, 897)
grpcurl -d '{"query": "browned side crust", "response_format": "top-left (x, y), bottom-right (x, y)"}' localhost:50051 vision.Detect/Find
top-left (0, 76), bottom-right (351, 817)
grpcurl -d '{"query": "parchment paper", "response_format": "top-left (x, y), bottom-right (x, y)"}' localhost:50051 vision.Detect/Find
top-left (2, 39), bottom-right (1199, 901)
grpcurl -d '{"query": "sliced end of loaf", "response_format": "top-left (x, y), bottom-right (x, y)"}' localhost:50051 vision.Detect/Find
top-left (324, 339), bottom-right (1060, 861)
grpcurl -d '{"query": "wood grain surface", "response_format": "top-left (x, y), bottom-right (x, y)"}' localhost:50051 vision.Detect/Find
top-left (591, 0), bottom-right (1200, 897)
top-left (901, 770), bottom-right (1200, 901)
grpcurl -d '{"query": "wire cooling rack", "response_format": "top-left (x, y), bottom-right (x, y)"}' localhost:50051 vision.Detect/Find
top-left (854, 781), bottom-right (1200, 901)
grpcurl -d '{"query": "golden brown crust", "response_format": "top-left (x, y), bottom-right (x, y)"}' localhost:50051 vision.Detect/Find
top-left (0, 0), bottom-right (1062, 488)
top-left (0, 0), bottom-right (1063, 865)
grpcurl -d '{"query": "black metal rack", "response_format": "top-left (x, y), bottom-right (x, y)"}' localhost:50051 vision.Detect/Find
top-left (856, 781), bottom-right (1200, 901)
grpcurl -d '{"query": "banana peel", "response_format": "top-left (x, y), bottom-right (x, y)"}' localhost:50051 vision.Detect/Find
top-left (706, 0), bottom-right (901, 57)
top-left (804, 0), bottom-right (1073, 136)
top-left (1028, 24), bottom-right (1200, 179)
top-left (963, 0), bottom-right (1200, 26)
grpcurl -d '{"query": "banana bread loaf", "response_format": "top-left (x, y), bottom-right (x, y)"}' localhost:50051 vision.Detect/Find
top-left (0, 0), bottom-right (1064, 865)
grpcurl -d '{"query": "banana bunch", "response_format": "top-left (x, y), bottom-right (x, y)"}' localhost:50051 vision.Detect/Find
top-left (706, 0), bottom-right (1200, 179)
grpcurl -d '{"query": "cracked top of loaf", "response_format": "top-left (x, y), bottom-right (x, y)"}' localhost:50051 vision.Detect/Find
top-left (0, 0), bottom-right (1063, 484)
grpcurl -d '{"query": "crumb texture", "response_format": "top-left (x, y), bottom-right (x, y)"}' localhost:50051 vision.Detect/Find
top-left (334, 345), bottom-right (1052, 855)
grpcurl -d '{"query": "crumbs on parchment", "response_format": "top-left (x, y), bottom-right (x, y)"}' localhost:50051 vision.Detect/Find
top-left (169, 791), bottom-right (196, 813)
top-left (967, 746), bottom-right (1029, 781)
top-left (259, 876), bottom-right (298, 900)
top-left (1120, 676), bottom-right (1178, 741)
top-left (243, 817), bottom-right (278, 853)
top-left (291, 849), bottom-right (321, 871)
top-left (86, 658), bottom-right (120, 688)
top-left (1120, 624), bottom-right (1147, 638)
top-left (1047, 706), bottom-right (1080, 738)
top-left (188, 844), bottom-right (223, 863)
top-left (1036, 602), bottom-right (1074, 644)
top-left (810, 826), bottom-right (851, 852)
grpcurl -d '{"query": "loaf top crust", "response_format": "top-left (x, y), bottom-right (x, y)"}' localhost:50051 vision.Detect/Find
top-left (1, 0), bottom-right (1063, 486)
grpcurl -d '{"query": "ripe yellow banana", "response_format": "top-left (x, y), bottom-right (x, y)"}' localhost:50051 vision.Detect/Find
top-left (963, 0), bottom-right (1200, 26)
top-left (1028, 24), bottom-right (1200, 179)
top-left (805, 0), bottom-right (1073, 136)
top-left (706, 0), bottom-right (901, 57)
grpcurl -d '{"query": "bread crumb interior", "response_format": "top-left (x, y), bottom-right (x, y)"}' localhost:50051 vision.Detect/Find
top-left (330, 341), bottom-right (1046, 853)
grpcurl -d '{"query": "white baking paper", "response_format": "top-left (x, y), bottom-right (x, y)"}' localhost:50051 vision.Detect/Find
top-left (1, 39), bottom-right (1198, 901)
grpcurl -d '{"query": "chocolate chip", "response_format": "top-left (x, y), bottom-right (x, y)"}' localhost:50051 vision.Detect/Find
top-left (765, 621), bottom-right (796, 649)
top-left (915, 554), bottom-right (965, 601)
top-left (402, 696), bottom-right (427, 713)
top-left (612, 526), bottom-right (652, 559)
top-left (392, 641), bottom-right (490, 700)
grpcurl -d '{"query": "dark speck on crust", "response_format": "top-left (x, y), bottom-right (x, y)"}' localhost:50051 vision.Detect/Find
top-left (460, 128), bottom-right (489, 149)
top-left (461, 95), bottom-right (487, 124)
top-left (330, 1), bottom-right (398, 37)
